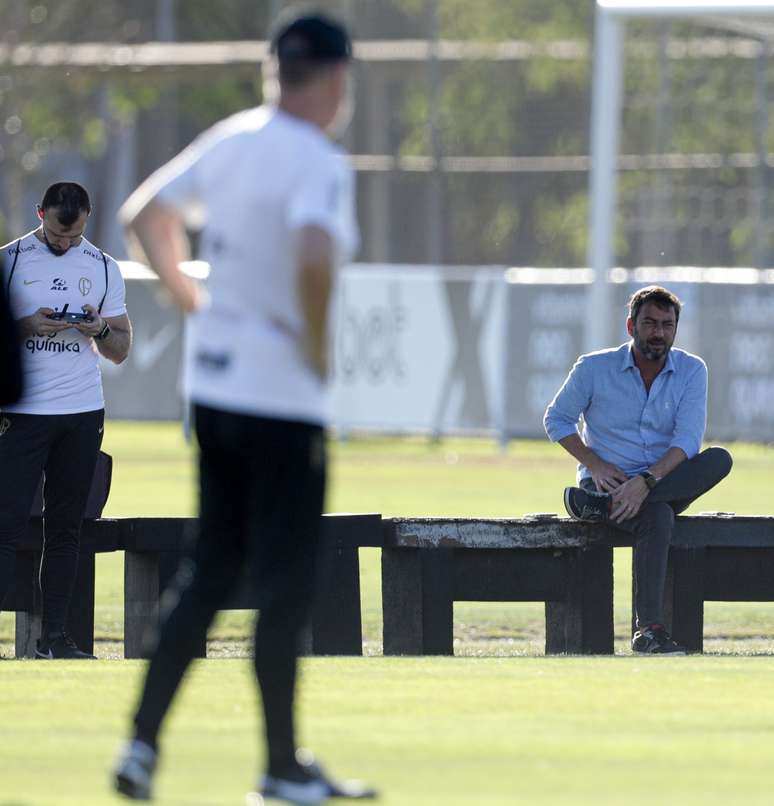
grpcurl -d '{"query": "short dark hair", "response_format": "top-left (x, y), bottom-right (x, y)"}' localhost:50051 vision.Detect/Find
top-left (270, 11), bottom-right (351, 87)
top-left (628, 285), bottom-right (682, 324)
top-left (40, 181), bottom-right (91, 227)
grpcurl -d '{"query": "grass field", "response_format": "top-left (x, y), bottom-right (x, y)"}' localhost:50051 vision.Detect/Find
top-left (3, 423), bottom-right (774, 805)
top-left (3, 657), bottom-right (774, 805)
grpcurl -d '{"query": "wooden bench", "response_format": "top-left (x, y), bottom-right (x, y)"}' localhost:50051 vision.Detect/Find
top-left (8, 513), bottom-right (382, 658)
top-left (121, 513), bottom-right (383, 658)
top-left (380, 514), bottom-right (774, 655)
top-left (381, 516), bottom-right (614, 655)
top-left (656, 513), bottom-right (774, 652)
top-left (11, 512), bottom-right (774, 657)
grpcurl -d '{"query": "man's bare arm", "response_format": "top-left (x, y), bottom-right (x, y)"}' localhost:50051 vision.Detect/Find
top-left (119, 197), bottom-right (200, 313)
top-left (94, 313), bottom-right (132, 364)
top-left (73, 309), bottom-right (132, 364)
top-left (297, 225), bottom-right (334, 381)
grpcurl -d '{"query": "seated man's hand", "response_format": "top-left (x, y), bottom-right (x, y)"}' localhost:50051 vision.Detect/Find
top-left (587, 458), bottom-right (628, 493)
top-left (610, 475), bottom-right (649, 523)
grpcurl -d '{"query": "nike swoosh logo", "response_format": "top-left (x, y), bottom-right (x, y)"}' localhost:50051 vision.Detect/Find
top-left (24, 279), bottom-right (42, 285)
top-left (35, 649), bottom-right (54, 660)
top-left (134, 322), bottom-right (179, 371)
top-left (98, 426), bottom-right (104, 435)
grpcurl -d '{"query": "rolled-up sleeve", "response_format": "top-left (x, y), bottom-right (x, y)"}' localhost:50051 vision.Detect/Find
top-left (669, 360), bottom-right (707, 459)
top-left (544, 356), bottom-right (592, 443)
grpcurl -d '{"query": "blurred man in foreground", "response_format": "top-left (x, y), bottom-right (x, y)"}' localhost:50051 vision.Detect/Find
top-left (544, 286), bottom-right (732, 655)
top-left (113, 11), bottom-right (375, 805)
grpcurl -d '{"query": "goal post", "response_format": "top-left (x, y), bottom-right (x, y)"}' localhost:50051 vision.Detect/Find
top-left (587, 0), bottom-right (774, 351)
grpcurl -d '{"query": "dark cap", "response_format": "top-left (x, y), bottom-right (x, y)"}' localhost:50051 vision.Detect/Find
top-left (270, 12), bottom-right (352, 63)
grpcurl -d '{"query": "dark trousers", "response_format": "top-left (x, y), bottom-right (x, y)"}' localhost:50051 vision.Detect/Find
top-left (0, 409), bottom-right (104, 632)
top-left (133, 405), bottom-right (325, 776)
top-left (581, 446), bottom-right (733, 629)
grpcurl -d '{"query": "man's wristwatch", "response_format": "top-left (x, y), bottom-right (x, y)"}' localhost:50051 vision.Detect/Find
top-left (639, 471), bottom-right (660, 490)
top-left (94, 321), bottom-right (111, 341)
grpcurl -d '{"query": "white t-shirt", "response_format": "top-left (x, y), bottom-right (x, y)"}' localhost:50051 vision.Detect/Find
top-left (149, 105), bottom-right (358, 425)
top-left (1, 231), bottom-right (127, 414)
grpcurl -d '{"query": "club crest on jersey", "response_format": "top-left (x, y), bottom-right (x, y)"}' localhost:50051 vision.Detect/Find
top-left (50, 277), bottom-right (68, 291)
top-left (79, 277), bottom-right (92, 296)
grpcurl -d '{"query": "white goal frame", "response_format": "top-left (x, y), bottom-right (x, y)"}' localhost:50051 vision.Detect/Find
top-left (587, 0), bottom-right (774, 350)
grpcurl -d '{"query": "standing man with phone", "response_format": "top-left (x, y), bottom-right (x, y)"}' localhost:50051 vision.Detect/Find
top-left (113, 11), bottom-right (376, 805)
top-left (0, 181), bottom-right (132, 659)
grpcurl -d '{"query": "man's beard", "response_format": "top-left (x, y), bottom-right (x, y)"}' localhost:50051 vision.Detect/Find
top-left (43, 231), bottom-right (67, 256)
top-left (634, 330), bottom-right (671, 361)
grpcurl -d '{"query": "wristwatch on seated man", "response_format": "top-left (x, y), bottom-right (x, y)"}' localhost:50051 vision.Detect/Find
top-left (639, 470), bottom-right (660, 490)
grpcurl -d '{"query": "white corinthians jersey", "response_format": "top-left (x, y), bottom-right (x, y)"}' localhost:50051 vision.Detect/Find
top-left (152, 105), bottom-right (358, 425)
top-left (1, 232), bottom-right (127, 414)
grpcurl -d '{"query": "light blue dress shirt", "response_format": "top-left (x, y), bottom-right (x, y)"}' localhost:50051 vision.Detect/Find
top-left (543, 342), bottom-right (708, 483)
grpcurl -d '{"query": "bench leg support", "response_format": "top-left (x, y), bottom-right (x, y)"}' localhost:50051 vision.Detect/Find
top-left (546, 545), bottom-right (614, 655)
top-left (124, 552), bottom-right (206, 660)
top-left (382, 547), bottom-right (453, 655)
top-left (312, 546), bottom-right (363, 655)
top-left (668, 547), bottom-right (705, 653)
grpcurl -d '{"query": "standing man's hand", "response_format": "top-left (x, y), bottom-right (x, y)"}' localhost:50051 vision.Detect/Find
top-left (610, 475), bottom-right (649, 522)
top-left (587, 457), bottom-right (628, 493)
top-left (17, 307), bottom-right (70, 338)
top-left (73, 304), bottom-right (104, 338)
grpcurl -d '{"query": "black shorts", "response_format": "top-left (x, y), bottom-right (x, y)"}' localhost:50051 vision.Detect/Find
top-left (191, 404), bottom-right (326, 613)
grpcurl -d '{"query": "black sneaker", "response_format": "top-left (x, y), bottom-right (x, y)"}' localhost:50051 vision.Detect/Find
top-left (251, 750), bottom-right (377, 804)
top-left (35, 630), bottom-right (96, 660)
top-left (632, 625), bottom-right (687, 655)
top-left (296, 750), bottom-right (377, 800)
top-left (113, 738), bottom-right (157, 801)
top-left (563, 486), bottom-right (611, 523)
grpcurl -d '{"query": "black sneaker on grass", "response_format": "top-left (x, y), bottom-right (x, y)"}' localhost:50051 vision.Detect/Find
top-left (35, 630), bottom-right (96, 660)
top-left (632, 624), bottom-right (687, 655)
top-left (563, 486), bottom-right (611, 523)
top-left (250, 749), bottom-right (377, 805)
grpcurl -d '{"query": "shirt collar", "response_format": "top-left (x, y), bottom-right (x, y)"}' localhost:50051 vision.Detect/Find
top-left (621, 341), bottom-right (676, 373)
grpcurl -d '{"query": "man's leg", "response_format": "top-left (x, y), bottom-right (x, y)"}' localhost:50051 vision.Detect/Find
top-left (115, 405), bottom-right (249, 800)
top-left (0, 413), bottom-right (52, 612)
top-left (245, 419), bottom-right (377, 802)
top-left (244, 418), bottom-right (325, 779)
top-left (580, 478), bottom-right (673, 628)
top-left (38, 410), bottom-right (103, 638)
top-left (647, 446), bottom-right (733, 514)
top-left (132, 405), bottom-right (248, 749)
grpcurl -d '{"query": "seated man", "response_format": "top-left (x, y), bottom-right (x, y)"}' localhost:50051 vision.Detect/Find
top-left (544, 285), bottom-right (732, 655)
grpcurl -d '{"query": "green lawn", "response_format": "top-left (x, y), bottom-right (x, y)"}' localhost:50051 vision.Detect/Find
top-left (3, 656), bottom-right (774, 805)
top-left (3, 424), bottom-right (774, 653)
